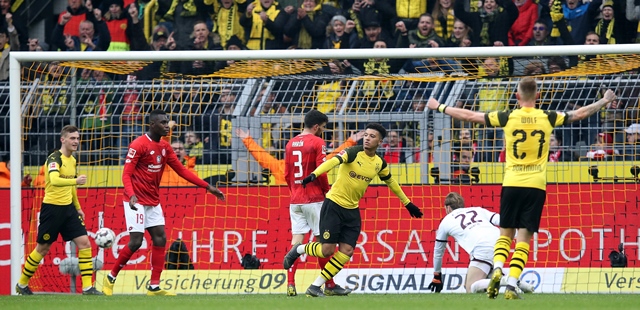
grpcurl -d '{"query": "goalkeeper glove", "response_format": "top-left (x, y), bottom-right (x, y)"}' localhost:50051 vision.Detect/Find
top-left (427, 272), bottom-right (443, 293)
top-left (405, 202), bottom-right (423, 218)
top-left (301, 173), bottom-right (316, 187)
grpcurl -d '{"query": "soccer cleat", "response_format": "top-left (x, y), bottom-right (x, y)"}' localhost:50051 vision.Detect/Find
top-left (287, 284), bottom-right (297, 296)
top-left (324, 284), bottom-right (352, 296)
top-left (486, 267), bottom-right (502, 299)
top-left (102, 274), bottom-right (116, 296)
top-left (146, 286), bottom-right (176, 296)
top-left (283, 242), bottom-right (302, 270)
top-left (517, 280), bottom-right (535, 293)
top-left (15, 284), bottom-right (33, 295)
top-left (305, 284), bottom-right (326, 297)
top-left (82, 287), bottom-right (104, 295)
top-left (504, 285), bottom-right (524, 300)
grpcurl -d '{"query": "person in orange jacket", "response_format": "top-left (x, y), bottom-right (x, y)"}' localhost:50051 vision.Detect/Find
top-left (159, 121), bottom-right (199, 187)
top-left (234, 128), bottom-right (365, 185)
top-left (0, 155), bottom-right (32, 187)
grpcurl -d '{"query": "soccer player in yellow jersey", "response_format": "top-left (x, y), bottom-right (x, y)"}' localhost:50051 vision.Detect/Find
top-left (16, 125), bottom-right (103, 295)
top-left (283, 123), bottom-right (423, 297)
top-left (427, 77), bottom-right (616, 299)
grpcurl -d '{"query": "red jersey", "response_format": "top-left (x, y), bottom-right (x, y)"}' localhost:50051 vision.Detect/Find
top-left (123, 134), bottom-right (208, 206)
top-left (284, 134), bottom-right (330, 204)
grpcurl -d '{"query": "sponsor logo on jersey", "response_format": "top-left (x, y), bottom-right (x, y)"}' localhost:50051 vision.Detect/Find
top-left (127, 148), bottom-right (137, 158)
top-left (150, 151), bottom-right (155, 155)
top-left (125, 159), bottom-right (131, 163)
top-left (292, 141), bottom-right (304, 147)
top-left (322, 145), bottom-right (327, 154)
top-left (349, 171), bottom-right (372, 182)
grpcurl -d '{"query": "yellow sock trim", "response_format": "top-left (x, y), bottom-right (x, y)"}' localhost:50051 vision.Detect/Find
top-left (78, 248), bottom-right (94, 289)
top-left (508, 242), bottom-right (530, 280)
top-left (19, 249), bottom-right (44, 286)
top-left (320, 251), bottom-right (350, 281)
top-left (494, 235), bottom-right (511, 265)
top-left (304, 242), bottom-right (325, 258)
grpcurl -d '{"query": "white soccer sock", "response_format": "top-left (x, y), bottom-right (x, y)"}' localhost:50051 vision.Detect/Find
top-left (507, 276), bottom-right (518, 287)
top-left (493, 262), bottom-right (504, 270)
top-left (312, 276), bottom-right (327, 287)
top-left (470, 279), bottom-right (489, 293)
top-left (296, 244), bottom-right (305, 255)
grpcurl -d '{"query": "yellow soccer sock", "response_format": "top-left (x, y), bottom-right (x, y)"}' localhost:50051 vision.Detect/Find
top-left (19, 249), bottom-right (44, 286)
top-left (78, 248), bottom-right (94, 290)
top-left (508, 242), bottom-right (530, 281)
top-left (493, 235), bottom-right (511, 270)
top-left (320, 251), bottom-right (350, 282)
top-left (304, 242), bottom-right (325, 258)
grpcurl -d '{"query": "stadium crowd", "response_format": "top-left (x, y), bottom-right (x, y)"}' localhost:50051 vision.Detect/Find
top-left (0, 0), bottom-right (639, 184)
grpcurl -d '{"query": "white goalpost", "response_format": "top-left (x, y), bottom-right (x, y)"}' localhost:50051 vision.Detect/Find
top-left (8, 44), bottom-right (640, 295)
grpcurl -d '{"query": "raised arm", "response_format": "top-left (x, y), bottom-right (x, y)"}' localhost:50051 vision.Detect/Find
top-left (427, 97), bottom-right (487, 125)
top-left (564, 89), bottom-right (616, 124)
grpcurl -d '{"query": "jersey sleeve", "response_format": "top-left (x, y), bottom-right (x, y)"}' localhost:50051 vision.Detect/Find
top-left (433, 221), bottom-right (450, 273)
top-left (546, 110), bottom-right (567, 127)
top-left (46, 154), bottom-right (62, 174)
top-left (484, 110), bottom-right (511, 128)
top-left (378, 158), bottom-right (391, 181)
top-left (122, 139), bottom-right (143, 199)
top-left (46, 153), bottom-right (77, 186)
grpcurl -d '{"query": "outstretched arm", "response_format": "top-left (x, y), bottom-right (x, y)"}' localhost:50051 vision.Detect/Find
top-left (427, 98), bottom-right (487, 125)
top-left (564, 89), bottom-right (616, 124)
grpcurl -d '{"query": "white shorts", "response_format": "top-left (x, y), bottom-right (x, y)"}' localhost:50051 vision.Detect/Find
top-left (124, 201), bottom-right (165, 233)
top-left (469, 246), bottom-right (494, 275)
top-left (290, 202), bottom-right (323, 236)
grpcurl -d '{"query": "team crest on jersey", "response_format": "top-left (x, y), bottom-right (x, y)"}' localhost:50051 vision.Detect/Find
top-left (156, 155), bottom-right (162, 163)
top-left (127, 148), bottom-right (137, 158)
top-left (323, 230), bottom-right (330, 240)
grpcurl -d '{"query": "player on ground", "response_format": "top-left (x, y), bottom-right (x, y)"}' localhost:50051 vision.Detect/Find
top-left (427, 77), bottom-right (616, 299)
top-left (16, 125), bottom-right (102, 295)
top-left (283, 110), bottom-right (351, 297)
top-left (102, 109), bottom-right (225, 296)
top-left (283, 123), bottom-right (423, 297)
top-left (427, 192), bottom-right (533, 294)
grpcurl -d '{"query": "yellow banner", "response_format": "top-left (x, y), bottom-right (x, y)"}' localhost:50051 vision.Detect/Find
top-left (562, 268), bottom-right (640, 293)
top-left (95, 270), bottom-right (320, 294)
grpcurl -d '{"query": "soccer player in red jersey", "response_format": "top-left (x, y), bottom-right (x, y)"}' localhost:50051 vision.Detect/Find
top-left (102, 109), bottom-right (225, 296)
top-left (283, 110), bottom-right (351, 297)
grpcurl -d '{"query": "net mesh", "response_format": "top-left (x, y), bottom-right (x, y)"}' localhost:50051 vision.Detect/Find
top-left (7, 53), bottom-right (640, 294)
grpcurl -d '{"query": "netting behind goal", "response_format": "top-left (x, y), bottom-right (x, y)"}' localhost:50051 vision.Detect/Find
top-left (4, 49), bottom-right (640, 295)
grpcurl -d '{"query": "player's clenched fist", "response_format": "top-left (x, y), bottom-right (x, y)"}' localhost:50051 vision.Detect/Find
top-left (428, 272), bottom-right (443, 293)
top-left (76, 175), bottom-right (87, 185)
top-left (301, 173), bottom-right (316, 188)
top-left (404, 202), bottom-right (423, 218)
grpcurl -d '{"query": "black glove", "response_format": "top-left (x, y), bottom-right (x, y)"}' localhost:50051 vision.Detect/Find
top-left (427, 272), bottom-right (443, 293)
top-left (405, 202), bottom-right (423, 218)
top-left (301, 173), bottom-right (316, 188)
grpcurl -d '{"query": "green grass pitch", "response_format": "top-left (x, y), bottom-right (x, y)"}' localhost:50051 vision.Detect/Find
top-left (1, 294), bottom-right (640, 310)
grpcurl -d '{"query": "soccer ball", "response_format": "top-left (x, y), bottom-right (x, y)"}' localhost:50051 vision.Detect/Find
top-left (95, 228), bottom-right (116, 249)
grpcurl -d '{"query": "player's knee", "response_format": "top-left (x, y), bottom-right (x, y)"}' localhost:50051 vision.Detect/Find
top-left (337, 244), bottom-right (354, 257)
top-left (35, 243), bottom-right (51, 256)
top-left (128, 236), bottom-right (144, 251)
top-left (74, 236), bottom-right (92, 249)
top-left (151, 235), bottom-right (166, 247)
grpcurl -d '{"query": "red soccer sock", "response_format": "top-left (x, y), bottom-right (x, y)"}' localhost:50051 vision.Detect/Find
top-left (110, 245), bottom-right (135, 278)
top-left (150, 246), bottom-right (165, 286)
top-left (318, 256), bottom-right (335, 288)
top-left (287, 259), bottom-right (298, 285)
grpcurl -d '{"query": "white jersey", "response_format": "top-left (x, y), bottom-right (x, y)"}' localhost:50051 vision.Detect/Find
top-left (433, 207), bottom-right (500, 272)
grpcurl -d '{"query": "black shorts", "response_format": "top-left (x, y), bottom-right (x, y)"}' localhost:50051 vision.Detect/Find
top-left (500, 187), bottom-right (546, 233)
top-left (37, 203), bottom-right (87, 244)
top-left (318, 198), bottom-right (361, 248)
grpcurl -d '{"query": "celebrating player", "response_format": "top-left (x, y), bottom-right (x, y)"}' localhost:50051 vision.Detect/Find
top-left (102, 110), bottom-right (225, 296)
top-left (427, 77), bottom-right (616, 299)
top-left (283, 110), bottom-right (351, 297)
top-left (16, 125), bottom-right (102, 295)
top-left (283, 123), bottom-right (423, 297)
top-left (428, 192), bottom-right (533, 294)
